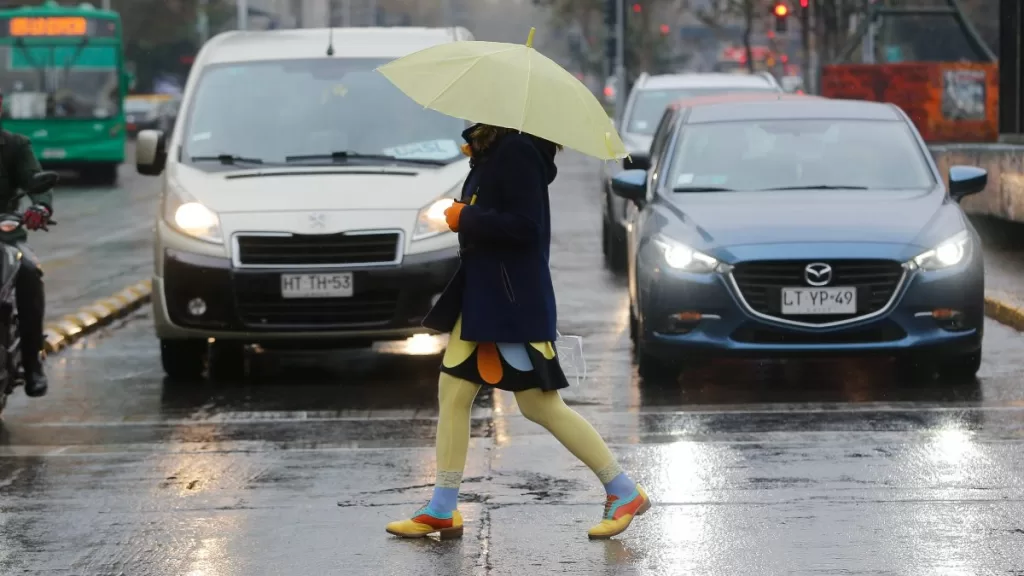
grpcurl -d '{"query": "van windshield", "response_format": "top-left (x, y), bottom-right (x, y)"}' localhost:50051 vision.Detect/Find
top-left (181, 58), bottom-right (468, 168)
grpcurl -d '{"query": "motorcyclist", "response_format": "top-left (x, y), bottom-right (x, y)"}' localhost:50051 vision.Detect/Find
top-left (0, 89), bottom-right (52, 397)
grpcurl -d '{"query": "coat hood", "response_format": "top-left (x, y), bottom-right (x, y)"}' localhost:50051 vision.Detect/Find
top-left (462, 124), bottom-right (558, 184)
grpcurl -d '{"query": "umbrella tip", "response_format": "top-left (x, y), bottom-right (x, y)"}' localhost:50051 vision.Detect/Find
top-left (526, 27), bottom-right (536, 48)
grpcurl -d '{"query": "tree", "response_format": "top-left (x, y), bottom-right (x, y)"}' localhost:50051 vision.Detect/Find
top-left (696, 0), bottom-right (757, 73)
top-left (541, 0), bottom-right (676, 84)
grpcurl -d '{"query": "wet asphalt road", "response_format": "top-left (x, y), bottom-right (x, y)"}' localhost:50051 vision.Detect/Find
top-left (3, 152), bottom-right (1024, 574)
top-left (29, 144), bottom-right (158, 319)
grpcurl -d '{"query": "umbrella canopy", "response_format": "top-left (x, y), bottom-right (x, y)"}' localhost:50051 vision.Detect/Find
top-left (377, 28), bottom-right (627, 161)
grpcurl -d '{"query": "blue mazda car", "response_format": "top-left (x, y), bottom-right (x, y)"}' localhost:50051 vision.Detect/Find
top-left (611, 97), bottom-right (988, 383)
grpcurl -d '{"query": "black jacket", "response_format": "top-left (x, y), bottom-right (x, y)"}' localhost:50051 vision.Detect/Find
top-left (423, 128), bottom-right (560, 342)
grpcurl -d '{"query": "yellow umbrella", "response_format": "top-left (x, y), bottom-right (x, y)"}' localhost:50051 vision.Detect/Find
top-left (377, 28), bottom-right (627, 161)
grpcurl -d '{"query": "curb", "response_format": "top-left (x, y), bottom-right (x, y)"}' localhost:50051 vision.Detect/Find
top-left (984, 295), bottom-right (1024, 332)
top-left (43, 279), bottom-right (152, 354)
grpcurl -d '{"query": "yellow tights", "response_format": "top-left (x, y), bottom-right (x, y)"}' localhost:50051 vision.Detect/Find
top-left (434, 372), bottom-right (623, 489)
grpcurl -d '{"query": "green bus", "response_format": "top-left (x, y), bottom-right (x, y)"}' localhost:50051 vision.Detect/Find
top-left (0, 1), bottom-right (129, 184)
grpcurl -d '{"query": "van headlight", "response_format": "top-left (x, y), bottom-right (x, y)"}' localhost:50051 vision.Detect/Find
top-left (162, 182), bottom-right (223, 244)
top-left (912, 230), bottom-right (970, 270)
top-left (653, 235), bottom-right (718, 273)
top-left (413, 184), bottom-right (462, 241)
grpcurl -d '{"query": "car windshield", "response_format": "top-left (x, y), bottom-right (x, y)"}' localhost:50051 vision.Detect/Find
top-left (665, 119), bottom-right (935, 191)
top-left (125, 99), bottom-right (156, 114)
top-left (181, 58), bottom-right (468, 168)
top-left (0, 44), bottom-right (120, 119)
top-left (626, 86), bottom-right (775, 135)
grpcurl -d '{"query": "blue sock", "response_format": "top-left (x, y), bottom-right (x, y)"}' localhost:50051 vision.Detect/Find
top-left (604, 472), bottom-right (637, 500)
top-left (426, 486), bottom-right (459, 514)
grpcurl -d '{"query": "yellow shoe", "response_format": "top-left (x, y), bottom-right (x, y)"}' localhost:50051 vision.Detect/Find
top-left (588, 486), bottom-right (651, 540)
top-left (385, 506), bottom-right (464, 539)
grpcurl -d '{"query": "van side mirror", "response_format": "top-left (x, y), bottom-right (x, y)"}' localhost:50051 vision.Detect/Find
top-left (136, 130), bottom-right (167, 176)
top-left (623, 151), bottom-right (649, 171)
top-left (610, 169), bottom-right (648, 203)
top-left (948, 165), bottom-right (987, 201)
top-left (26, 171), bottom-right (59, 194)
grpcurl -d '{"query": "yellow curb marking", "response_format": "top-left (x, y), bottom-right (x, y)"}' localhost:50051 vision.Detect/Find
top-left (41, 278), bottom-right (154, 354)
top-left (984, 296), bottom-right (1024, 332)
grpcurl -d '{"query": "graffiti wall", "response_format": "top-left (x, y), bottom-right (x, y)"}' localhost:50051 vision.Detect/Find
top-left (820, 62), bottom-right (999, 143)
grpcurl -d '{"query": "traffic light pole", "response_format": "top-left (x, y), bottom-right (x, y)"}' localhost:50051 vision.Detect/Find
top-left (614, 0), bottom-right (625, 125)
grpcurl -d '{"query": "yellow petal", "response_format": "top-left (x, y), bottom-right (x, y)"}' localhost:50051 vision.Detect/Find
top-left (529, 341), bottom-right (556, 360)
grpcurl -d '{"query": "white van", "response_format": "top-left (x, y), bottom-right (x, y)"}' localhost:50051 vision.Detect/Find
top-left (135, 27), bottom-right (474, 380)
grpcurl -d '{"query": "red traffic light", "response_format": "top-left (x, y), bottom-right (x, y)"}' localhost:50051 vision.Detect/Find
top-left (774, 3), bottom-right (789, 17)
top-left (799, 0), bottom-right (808, 7)
top-left (659, 23), bottom-right (670, 35)
top-left (632, 3), bottom-right (641, 13)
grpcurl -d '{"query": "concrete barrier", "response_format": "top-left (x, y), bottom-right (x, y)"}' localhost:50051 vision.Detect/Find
top-left (930, 143), bottom-right (1024, 223)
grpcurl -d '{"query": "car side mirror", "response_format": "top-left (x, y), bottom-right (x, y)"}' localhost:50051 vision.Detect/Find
top-left (26, 171), bottom-right (59, 194)
top-left (136, 129), bottom-right (167, 176)
top-left (623, 151), bottom-right (649, 171)
top-left (610, 169), bottom-right (648, 204)
top-left (948, 165), bottom-right (987, 201)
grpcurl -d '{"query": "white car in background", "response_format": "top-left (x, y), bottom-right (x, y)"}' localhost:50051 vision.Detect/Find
top-left (136, 27), bottom-right (474, 381)
top-left (600, 72), bottom-right (783, 271)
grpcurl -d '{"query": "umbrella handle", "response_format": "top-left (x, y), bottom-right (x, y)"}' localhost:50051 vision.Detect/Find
top-left (527, 27), bottom-right (535, 48)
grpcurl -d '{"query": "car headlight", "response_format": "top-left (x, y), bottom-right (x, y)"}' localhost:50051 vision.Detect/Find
top-left (162, 182), bottom-right (223, 244)
top-left (412, 184), bottom-right (462, 241)
top-left (912, 230), bottom-right (970, 270)
top-left (653, 235), bottom-right (719, 273)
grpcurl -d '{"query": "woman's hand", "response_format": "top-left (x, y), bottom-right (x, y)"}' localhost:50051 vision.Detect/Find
top-left (445, 201), bottom-right (467, 232)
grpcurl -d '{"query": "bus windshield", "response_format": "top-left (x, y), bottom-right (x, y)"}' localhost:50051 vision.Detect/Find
top-left (0, 43), bottom-right (119, 119)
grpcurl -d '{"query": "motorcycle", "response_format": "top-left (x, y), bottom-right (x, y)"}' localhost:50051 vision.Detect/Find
top-left (0, 171), bottom-right (58, 416)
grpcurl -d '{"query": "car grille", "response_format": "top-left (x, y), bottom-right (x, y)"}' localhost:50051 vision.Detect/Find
top-left (233, 275), bottom-right (398, 328)
top-left (235, 232), bottom-right (401, 267)
top-left (731, 321), bottom-right (907, 344)
top-left (730, 259), bottom-right (905, 325)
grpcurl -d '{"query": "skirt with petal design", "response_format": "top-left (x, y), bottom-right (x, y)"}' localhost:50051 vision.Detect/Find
top-left (439, 315), bottom-right (569, 392)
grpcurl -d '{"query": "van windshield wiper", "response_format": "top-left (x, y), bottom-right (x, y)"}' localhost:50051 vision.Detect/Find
top-left (762, 185), bottom-right (869, 190)
top-left (284, 151), bottom-right (449, 166)
top-left (672, 186), bottom-right (736, 192)
top-left (191, 154), bottom-right (265, 166)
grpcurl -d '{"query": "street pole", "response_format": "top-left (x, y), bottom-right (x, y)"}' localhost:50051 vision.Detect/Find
top-left (342, 0), bottom-right (351, 26)
top-left (614, 0), bottom-right (625, 125)
top-left (198, 0), bottom-right (209, 44)
top-left (368, 0), bottom-right (377, 25)
top-left (101, 0), bottom-right (110, 10)
top-left (442, 0), bottom-right (452, 29)
top-left (808, 0), bottom-right (818, 93)
top-left (237, 0), bottom-right (247, 30)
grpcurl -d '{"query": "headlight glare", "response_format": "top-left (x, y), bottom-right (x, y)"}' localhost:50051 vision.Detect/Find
top-left (913, 230), bottom-right (969, 270)
top-left (163, 182), bottom-right (223, 244)
top-left (413, 184), bottom-right (461, 241)
top-left (654, 235), bottom-right (718, 273)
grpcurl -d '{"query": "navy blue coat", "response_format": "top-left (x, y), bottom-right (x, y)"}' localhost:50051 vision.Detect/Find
top-left (422, 130), bottom-right (559, 343)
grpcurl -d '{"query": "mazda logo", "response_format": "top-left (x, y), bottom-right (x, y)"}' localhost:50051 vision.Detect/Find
top-left (804, 263), bottom-right (833, 287)
top-left (309, 213), bottom-right (326, 229)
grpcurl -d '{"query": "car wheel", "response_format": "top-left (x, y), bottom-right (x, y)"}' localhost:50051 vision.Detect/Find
top-left (208, 341), bottom-right (247, 381)
top-left (629, 307), bottom-right (638, 345)
top-left (638, 346), bottom-right (678, 382)
top-left (937, 350), bottom-right (982, 383)
top-left (161, 338), bottom-right (207, 380)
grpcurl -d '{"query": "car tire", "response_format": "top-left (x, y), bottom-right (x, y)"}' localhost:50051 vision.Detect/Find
top-left (208, 341), bottom-right (247, 382)
top-left (638, 346), bottom-right (678, 382)
top-left (602, 216), bottom-right (627, 273)
top-left (629, 307), bottom-right (638, 345)
top-left (937, 350), bottom-right (982, 383)
top-left (161, 338), bottom-right (207, 380)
